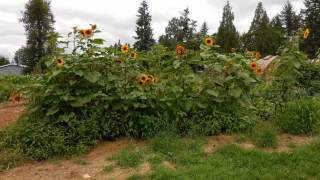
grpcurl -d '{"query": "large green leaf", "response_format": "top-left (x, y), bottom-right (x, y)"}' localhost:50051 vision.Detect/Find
top-left (84, 71), bottom-right (101, 83)
top-left (206, 89), bottom-right (219, 97)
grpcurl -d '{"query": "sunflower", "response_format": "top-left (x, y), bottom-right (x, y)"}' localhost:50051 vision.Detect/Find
top-left (130, 52), bottom-right (137, 60)
top-left (90, 24), bottom-right (97, 30)
top-left (121, 44), bottom-right (129, 54)
top-left (204, 37), bottom-right (215, 46)
top-left (115, 57), bottom-right (124, 63)
top-left (304, 28), bottom-right (310, 39)
top-left (146, 75), bottom-right (154, 84)
top-left (255, 52), bottom-right (262, 59)
top-left (230, 48), bottom-right (236, 53)
top-left (55, 57), bottom-right (64, 67)
top-left (176, 45), bottom-right (185, 56)
top-left (250, 61), bottom-right (257, 70)
top-left (139, 74), bottom-right (148, 83)
top-left (84, 29), bottom-right (93, 37)
top-left (138, 79), bottom-right (145, 86)
top-left (79, 29), bottom-right (85, 37)
top-left (255, 67), bottom-right (262, 75)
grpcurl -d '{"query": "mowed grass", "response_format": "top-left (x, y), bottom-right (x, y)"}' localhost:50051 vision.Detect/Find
top-left (125, 134), bottom-right (320, 180)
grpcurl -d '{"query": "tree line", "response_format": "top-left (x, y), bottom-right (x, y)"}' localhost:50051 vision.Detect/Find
top-left (12, 0), bottom-right (320, 73)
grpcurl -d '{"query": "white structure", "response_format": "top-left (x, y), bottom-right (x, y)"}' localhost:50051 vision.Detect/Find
top-left (0, 64), bottom-right (25, 76)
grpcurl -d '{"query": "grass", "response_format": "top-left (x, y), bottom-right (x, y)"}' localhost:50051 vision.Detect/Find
top-left (146, 136), bottom-right (320, 180)
top-left (0, 149), bottom-right (25, 172)
top-left (110, 145), bottom-right (143, 168)
top-left (103, 164), bottom-right (115, 173)
top-left (251, 123), bottom-right (278, 148)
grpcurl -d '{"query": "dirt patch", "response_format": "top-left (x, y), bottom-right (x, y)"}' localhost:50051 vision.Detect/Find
top-left (0, 138), bottom-right (149, 180)
top-left (237, 134), bottom-right (314, 153)
top-left (0, 102), bottom-right (26, 128)
top-left (204, 134), bottom-right (235, 153)
top-left (162, 161), bottom-right (176, 169)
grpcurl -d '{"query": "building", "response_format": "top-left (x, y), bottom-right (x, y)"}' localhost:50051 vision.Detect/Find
top-left (0, 64), bottom-right (25, 76)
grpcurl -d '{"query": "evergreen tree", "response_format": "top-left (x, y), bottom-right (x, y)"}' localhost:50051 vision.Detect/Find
top-left (14, 47), bottom-right (28, 65)
top-left (280, 1), bottom-right (300, 36)
top-left (216, 1), bottom-right (239, 52)
top-left (302, 0), bottom-right (320, 57)
top-left (271, 14), bottom-right (283, 31)
top-left (20, 0), bottom-right (55, 73)
top-left (200, 22), bottom-right (209, 36)
top-left (0, 56), bottom-right (10, 66)
top-left (242, 2), bottom-right (282, 55)
top-left (133, 0), bottom-right (155, 51)
top-left (159, 8), bottom-right (197, 48)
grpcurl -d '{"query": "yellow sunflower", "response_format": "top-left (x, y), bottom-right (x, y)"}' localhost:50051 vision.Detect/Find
top-left (146, 75), bottom-right (154, 84)
top-left (121, 44), bottom-right (129, 54)
top-left (115, 57), bottom-right (124, 63)
top-left (139, 74), bottom-right (148, 83)
top-left (55, 57), bottom-right (64, 67)
top-left (84, 29), bottom-right (93, 37)
top-left (255, 52), bottom-right (262, 59)
top-left (138, 79), bottom-right (145, 87)
top-left (79, 29), bottom-right (85, 37)
top-left (304, 28), bottom-right (310, 39)
top-left (204, 37), bottom-right (215, 46)
top-left (130, 52), bottom-right (138, 60)
top-left (255, 67), bottom-right (262, 75)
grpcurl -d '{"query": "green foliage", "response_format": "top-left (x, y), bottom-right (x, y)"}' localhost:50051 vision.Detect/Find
top-left (1, 26), bottom-right (259, 160)
top-left (0, 148), bottom-right (25, 172)
top-left (21, 0), bottom-right (55, 73)
top-left (133, 0), bottom-right (155, 51)
top-left (111, 146), bottom-right (143, 168)
top-left (302, 0), bottom-right (320, 57)
top-left (242, 2), bottom-right (283, 55)
top-left (280, 1), bottom-right (300, 36)
top-left (216, 1), bottom-right (240, 52)
top-left (148, 140), bottom-right (320, 179)
top-left (0, 75), bottom-right (35, 102)
top-left (159, 8), bottom-right (197, 48)
top-left (275, 97), bottom-right (320, 135)
top-left (252, 123), bottom-right (278, 148)
top-left (0, 56), bottom-right (10, 66)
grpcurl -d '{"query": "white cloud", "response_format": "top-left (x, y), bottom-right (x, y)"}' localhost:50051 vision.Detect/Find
top-left (0, 0), bottom-right (304, 60)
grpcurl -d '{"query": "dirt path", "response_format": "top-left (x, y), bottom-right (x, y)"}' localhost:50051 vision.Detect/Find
top-left (0, 138), bottom-right (148, 180)
top-left (0, 102), bottom-right (25, 128)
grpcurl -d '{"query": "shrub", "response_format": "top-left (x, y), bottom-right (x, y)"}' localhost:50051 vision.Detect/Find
top-left (275, 97), bottom-right (320, 135)
top-left (1, 25), bottom-right (259, 160)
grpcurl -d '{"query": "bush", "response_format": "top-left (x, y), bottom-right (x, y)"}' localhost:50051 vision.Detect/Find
top-left (275, 97), bottom-right (320, 135)
top-left (1, 26), bottom-right (259, 160)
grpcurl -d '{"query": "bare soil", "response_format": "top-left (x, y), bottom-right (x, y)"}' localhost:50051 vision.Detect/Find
top-left (0, 101), bottom-right (25, 128)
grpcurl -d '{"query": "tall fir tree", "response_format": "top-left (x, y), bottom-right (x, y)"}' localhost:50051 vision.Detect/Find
top-left (21, 0), bottom-right (55, 73)
top-left (241, 2), bottom-right (283, 55)
top-left (133, 0), bottom-right (155, 51)
top-left (216, 1), bottom-right (239, 52)
top-left (200, 22), bottom-right (209, 36)
top-left (159, 8), bottom-right (197, 48)
top-left (302, 0), bottom-right (320, 57)
top-left (280, 1), bottom-right (300, 36)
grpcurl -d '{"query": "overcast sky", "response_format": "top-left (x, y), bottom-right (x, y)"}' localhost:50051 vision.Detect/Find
top-left (0, 0), bottom-right (304, 60)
